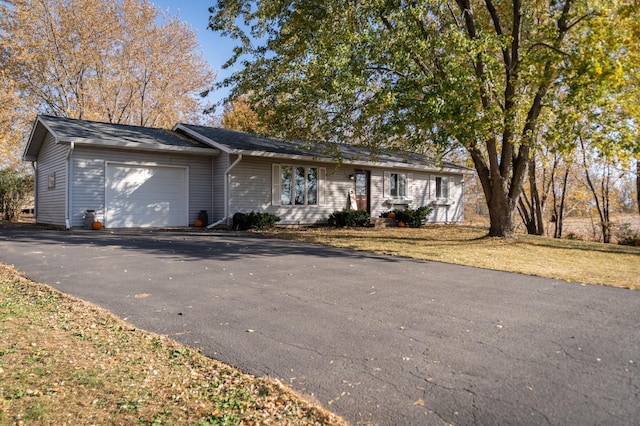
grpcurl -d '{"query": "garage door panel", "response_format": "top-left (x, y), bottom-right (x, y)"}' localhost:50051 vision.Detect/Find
top-left (106, 165), bottom-right (187, 228)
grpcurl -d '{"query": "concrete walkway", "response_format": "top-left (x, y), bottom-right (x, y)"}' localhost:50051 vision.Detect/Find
top-left (1, 225), bottom-right (639, 425)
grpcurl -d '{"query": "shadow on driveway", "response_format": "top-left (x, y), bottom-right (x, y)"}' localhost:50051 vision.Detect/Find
top-left (0, 225), bottom-right (401, 264)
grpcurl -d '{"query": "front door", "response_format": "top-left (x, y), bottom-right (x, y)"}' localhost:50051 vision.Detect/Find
top-left (355, 170), bottom-right (370, 212)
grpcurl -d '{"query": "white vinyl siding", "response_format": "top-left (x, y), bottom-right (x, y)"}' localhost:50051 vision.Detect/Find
top-left (231, 161), bottom-right (465, 225)
top-left (230, 159), bottom-right (465, 225)
top-left (229, 158), bottom-right (334, 224)
top-left (213, 154), bottom-right (229, 221)
top-left (70, 147), bottom-right (213, 228)
top-left (430, 174), bottom-right (464, 223)
top-left (373, 171), bottom-right (464, 223)
top-left (34, 134), bottom-right (68, 226)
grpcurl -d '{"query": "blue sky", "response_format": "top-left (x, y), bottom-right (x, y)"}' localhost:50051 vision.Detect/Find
top-left (151, 1), bottom-right (238, 112)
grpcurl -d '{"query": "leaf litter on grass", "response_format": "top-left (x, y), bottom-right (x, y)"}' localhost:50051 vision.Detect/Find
top-left (0, 264), bottom-right (347, 425)
top-left (267, 225), bottom-right (640, 289)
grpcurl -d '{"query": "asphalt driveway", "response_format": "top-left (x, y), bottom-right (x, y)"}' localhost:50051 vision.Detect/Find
top-left (1, 225), bottom-right (639, 425)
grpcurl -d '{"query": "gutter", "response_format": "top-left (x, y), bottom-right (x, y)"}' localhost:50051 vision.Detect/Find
top-left (207, 154), bottom-right (243, 229)
top-left (64, 142), bottom-right (74, 230)
top-left (219, 150), bottom-right (471, 175)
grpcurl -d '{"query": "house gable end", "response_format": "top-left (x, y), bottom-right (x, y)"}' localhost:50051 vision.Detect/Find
top-left (23, 117), bottom-right (63, 162)
top-left (28, 115), bottom-right (218, 154)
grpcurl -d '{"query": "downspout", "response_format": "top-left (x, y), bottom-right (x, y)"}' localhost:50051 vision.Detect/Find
top-left (65, 142), bottom-right (74, 230)
top-left (207, 154), bottom-right (243, 229)
top-left (31, 162), bottom-right (37, 222)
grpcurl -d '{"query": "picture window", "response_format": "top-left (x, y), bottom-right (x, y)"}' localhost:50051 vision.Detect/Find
top-left (280, 165), bottom-right (318, 206)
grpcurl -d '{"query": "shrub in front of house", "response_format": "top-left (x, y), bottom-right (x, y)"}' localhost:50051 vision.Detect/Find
top-left (232, 211), bottom-right (281, 231)
top-left (328, 209), bottom-right (372, 227)
top-left (393, 206), bottom-right (433, 228)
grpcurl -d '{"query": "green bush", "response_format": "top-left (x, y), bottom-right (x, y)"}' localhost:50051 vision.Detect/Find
top-left (328, 209), bottom-right (372, 227)
top-left (232, 211), bottom-right (281, 231)
top-left (0, 168), bottom-right (33, 221)
top-left (393, 206), bottom-right (433, 228)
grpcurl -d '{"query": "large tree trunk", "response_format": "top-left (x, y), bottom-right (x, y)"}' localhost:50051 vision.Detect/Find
top-left (488, 198), bottom-right (516, 238)
top-left (468, 141), bottom-right (527, 239)
top-left (479, 171), bottom-right (518, 238)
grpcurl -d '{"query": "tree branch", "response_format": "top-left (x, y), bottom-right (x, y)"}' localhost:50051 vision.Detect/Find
top-left (526, 42), bottom-right (570, 57)
top-left (365, 66), bottom-right (408, 79)
top-left (484, 0), bottom-right (510, 69)
top-left (379, 13), bottom-right (431, 77)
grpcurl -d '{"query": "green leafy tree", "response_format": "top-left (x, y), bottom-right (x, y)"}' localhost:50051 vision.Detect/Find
top-left (209, 0), bottom-right (637, 237)
top-left (0, 168), bottom-right (33, 221)
top-left (545, 1), bottom-right (639, 241)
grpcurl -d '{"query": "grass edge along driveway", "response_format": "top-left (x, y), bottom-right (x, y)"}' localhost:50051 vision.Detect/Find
top-left (0, 265), bottom-right (348, 426)
top-left (267, 225), bottom-right (640, 290)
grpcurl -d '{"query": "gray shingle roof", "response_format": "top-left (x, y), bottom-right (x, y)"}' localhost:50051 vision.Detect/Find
top-left (176, 124), bottom-right (469, 172)
top-left (40, 115), bottom-right (211, 148)
top-left (24, 115), bottom-right (469, 173)
top-left (176, 125), bottom-right (326, 157)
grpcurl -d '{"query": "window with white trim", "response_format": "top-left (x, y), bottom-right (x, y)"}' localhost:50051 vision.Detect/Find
top-left (273, 164), bottom-right (324, 206)
top-left (390, 173), bottom-right (407, 197)
top-left (435, 176), bottom-right (449, 199)
top-left (383, 171), bottom-right (413, 199)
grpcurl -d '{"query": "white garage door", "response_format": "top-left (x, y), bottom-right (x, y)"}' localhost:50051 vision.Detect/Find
top-left (106, 164), bottom-right (188, 228)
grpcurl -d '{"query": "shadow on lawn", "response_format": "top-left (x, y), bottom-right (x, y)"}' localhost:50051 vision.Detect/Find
top-left (272, 226), bottom-right (640, 257)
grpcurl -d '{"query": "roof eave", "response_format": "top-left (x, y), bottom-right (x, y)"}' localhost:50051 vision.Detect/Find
top-left (64, 139), bottom-right (220, 155)
top-left (236, 150), bottom-right (471, 174)
top-left (22, 116), bottom-right (59, 162)
top-left (343, 158), bottom-right (472, 174)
